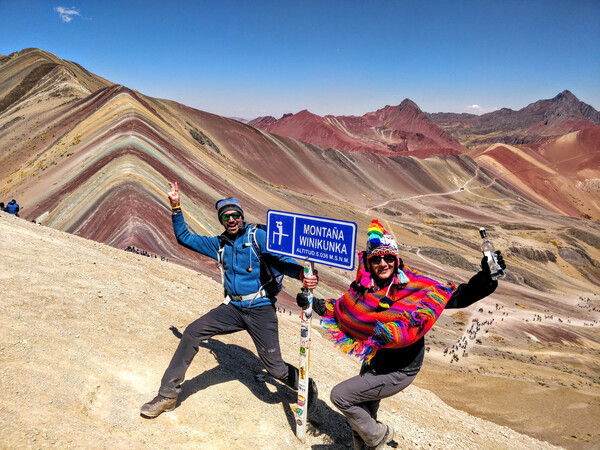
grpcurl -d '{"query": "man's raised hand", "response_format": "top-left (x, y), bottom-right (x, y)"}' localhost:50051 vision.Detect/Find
top-left (167, 181), bottom-right (180, 208)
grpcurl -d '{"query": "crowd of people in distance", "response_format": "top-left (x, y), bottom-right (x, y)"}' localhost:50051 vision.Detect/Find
top-left (444, 316), bottom-right (494, 363)
top-left (124, 245), bottom-right (169, 262)
top-left (442, 296), bottom-right (599, 366)
top-left (578, 296), bottom-right (600, 314)
top-left (521, 309), bottom-right (598, 327)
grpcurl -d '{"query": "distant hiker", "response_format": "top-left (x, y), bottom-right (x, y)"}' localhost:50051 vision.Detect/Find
top-left (141, 181), bottom-right (319, 419)
top-left (296, 220), bottom-right (505, 449)
top-left (4, 199), bottom-right (20, 216)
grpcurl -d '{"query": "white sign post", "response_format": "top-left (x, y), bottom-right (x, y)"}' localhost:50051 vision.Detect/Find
top-left (266, 210), bottom-right (357, 443)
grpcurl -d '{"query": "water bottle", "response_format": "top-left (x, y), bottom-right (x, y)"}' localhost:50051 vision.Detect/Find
top-left (479, 227), bottom-right (505, 280)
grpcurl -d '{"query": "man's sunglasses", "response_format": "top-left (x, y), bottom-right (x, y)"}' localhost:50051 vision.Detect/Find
top-left (221, 212), bottom-right (242, 221)
top-left (369, 254), bottom-right (396, 265)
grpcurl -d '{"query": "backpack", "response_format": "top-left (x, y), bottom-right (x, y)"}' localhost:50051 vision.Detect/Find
top-left (217, 224), bottom-right (284, 299)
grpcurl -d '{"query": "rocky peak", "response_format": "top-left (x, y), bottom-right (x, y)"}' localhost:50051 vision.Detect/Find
top-left (549, 90), bottom-right (581, 114)
top-left (246, 115), bottom-right (276, 127)
top-left (547, 90), bottom-right (600, 123)
top-left (393, 99), bottom-right (427, 124)
top-left (398, 98), bottom-right (422, 113)
top-left (553, 90), bottom-right (577, 103)
top-left (291, 109), bottom-right (322, 121)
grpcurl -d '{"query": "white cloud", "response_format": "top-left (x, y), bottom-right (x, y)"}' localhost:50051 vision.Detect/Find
top-left (464, 104), bottom-right (500, 115)
top-left (55, 6), bottom-right (81, 23)
top-left (465, 104), bottom-right (483, 113)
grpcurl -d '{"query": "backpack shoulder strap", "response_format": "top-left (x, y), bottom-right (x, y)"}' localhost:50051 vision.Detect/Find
top-left (216, 235), bottom-right (226, 264)
top-left (246, 223), bottom-right (263, 259)
top-left (216, 235), bottom-right (226, 289)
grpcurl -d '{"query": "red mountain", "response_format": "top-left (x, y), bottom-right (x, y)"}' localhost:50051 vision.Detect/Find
top-left (249, 100), bottom-right (467, 157)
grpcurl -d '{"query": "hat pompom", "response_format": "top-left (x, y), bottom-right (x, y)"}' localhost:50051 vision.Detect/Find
top-left (367, 220), bottom-right (385, 237)
top-left (367, 220), bottom-right (385, 247)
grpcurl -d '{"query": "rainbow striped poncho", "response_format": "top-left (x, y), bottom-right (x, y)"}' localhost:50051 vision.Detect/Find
top-left (321, 251), bottom-right (456, 363)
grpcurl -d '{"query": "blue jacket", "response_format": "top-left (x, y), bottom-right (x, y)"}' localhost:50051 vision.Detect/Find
top-left (172, 212), bottom-right (302, 308)
top-left (5, 200), bottom-right (19, 215)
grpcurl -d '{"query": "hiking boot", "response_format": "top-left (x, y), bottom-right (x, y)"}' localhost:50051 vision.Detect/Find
top-left (369, 423), bottom-right (394, 450)
top-left (140, 394), bottom-right (177, 418)
top-left (307, 378), bottom-right (318, 414)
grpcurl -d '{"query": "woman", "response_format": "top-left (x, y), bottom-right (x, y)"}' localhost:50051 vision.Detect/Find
top-left (297, 220), bottom-right (505, 449)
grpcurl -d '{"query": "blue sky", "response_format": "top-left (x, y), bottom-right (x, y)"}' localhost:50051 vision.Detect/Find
top-left (1, 0), bottom-right (599, 119)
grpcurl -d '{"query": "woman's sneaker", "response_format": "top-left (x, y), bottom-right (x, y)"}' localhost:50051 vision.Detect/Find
top-left (140, 394), bottom-right (177, 418)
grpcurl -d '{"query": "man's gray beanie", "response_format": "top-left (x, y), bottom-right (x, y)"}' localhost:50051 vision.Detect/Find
top-left (215, 197), bottom-right (244, 219)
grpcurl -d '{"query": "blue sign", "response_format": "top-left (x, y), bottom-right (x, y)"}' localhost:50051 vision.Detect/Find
top-left (266, 210), bottom-right (357, 270)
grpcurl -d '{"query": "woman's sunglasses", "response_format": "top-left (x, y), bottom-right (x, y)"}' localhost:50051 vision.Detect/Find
top-left (369, 254), bottom-right (396, 265)
top-left (221, 212), bottom-right (242, 221)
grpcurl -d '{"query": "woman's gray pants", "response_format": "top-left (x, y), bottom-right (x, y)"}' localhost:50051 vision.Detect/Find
top-left (330, 367), bottom-right (417, 447)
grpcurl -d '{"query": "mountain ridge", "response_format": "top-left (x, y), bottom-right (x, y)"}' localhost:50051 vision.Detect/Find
top-left (249, 89), bottom-right (598, 155)
top-left (428, 90), bottom-right (600, 148)
top-left (249, 98), bottom-right (467, 157)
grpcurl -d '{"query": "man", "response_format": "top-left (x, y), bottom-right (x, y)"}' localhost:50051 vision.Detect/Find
top-left (141, 181), bottom-right (319, 418)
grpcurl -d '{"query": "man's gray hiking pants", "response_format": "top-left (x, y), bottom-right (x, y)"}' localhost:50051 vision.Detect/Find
top-left (159, 303), bottom-right (298, 398)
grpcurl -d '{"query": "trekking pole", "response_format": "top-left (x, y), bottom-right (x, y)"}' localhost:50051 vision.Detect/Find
top-left (296, 258), bottom-right (314, 443)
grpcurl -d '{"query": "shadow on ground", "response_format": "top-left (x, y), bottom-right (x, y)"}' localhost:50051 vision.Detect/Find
top-left (168, 327), bottom-right (353, 448)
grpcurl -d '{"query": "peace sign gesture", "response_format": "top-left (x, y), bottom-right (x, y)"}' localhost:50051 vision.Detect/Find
top-left (167, 181), bottom-right (180, 208)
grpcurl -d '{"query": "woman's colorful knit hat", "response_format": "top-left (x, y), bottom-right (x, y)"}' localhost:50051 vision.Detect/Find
top-left (364, 220), bottom-right (408, 307)
top-left (366, 220), bottom-right (398, 258)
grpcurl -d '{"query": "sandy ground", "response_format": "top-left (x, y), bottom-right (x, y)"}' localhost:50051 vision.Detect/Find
top-left (1, 213), bottom-right (598, 449)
